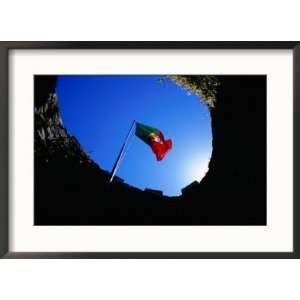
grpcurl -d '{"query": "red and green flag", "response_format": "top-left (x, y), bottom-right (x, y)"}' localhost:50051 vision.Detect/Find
top-left (135, 122), bottom-right (172, 161)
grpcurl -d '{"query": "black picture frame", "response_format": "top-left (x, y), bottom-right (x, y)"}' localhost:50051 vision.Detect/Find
top-left (0, 41), bottom-right (299, 259)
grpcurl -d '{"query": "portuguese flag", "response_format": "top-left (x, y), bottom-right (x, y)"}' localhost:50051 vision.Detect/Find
top-left (135, 122), bottom-right (172, 161)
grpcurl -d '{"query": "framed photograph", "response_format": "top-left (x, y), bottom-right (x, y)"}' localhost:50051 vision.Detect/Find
top-left (0, 42), bottom-right (299, 258)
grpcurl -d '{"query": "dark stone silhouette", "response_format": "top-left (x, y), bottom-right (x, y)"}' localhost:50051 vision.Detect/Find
top-left (34, 75), bottom-right (266, 225)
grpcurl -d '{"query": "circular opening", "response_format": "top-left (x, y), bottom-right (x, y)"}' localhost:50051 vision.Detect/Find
top-left (56, 75), bottom-right (212, 196)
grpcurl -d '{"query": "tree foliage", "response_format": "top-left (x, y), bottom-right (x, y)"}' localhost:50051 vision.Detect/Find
top-left (167, 75), bottom-right (220, 108)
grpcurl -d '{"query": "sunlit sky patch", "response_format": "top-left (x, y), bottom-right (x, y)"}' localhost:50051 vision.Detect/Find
top-left (56, 75), bottom-right (212, 196)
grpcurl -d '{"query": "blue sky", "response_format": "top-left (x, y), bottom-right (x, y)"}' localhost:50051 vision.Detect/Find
top-left (56, 75), bottom-right (212, 196)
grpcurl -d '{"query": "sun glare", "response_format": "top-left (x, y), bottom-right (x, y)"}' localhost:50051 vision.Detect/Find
top-left (185, 157), bottom-right (210, 183)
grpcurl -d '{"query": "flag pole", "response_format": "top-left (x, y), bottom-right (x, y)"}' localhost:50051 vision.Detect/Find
top-left (109, 120), bottom-right (136, 183)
